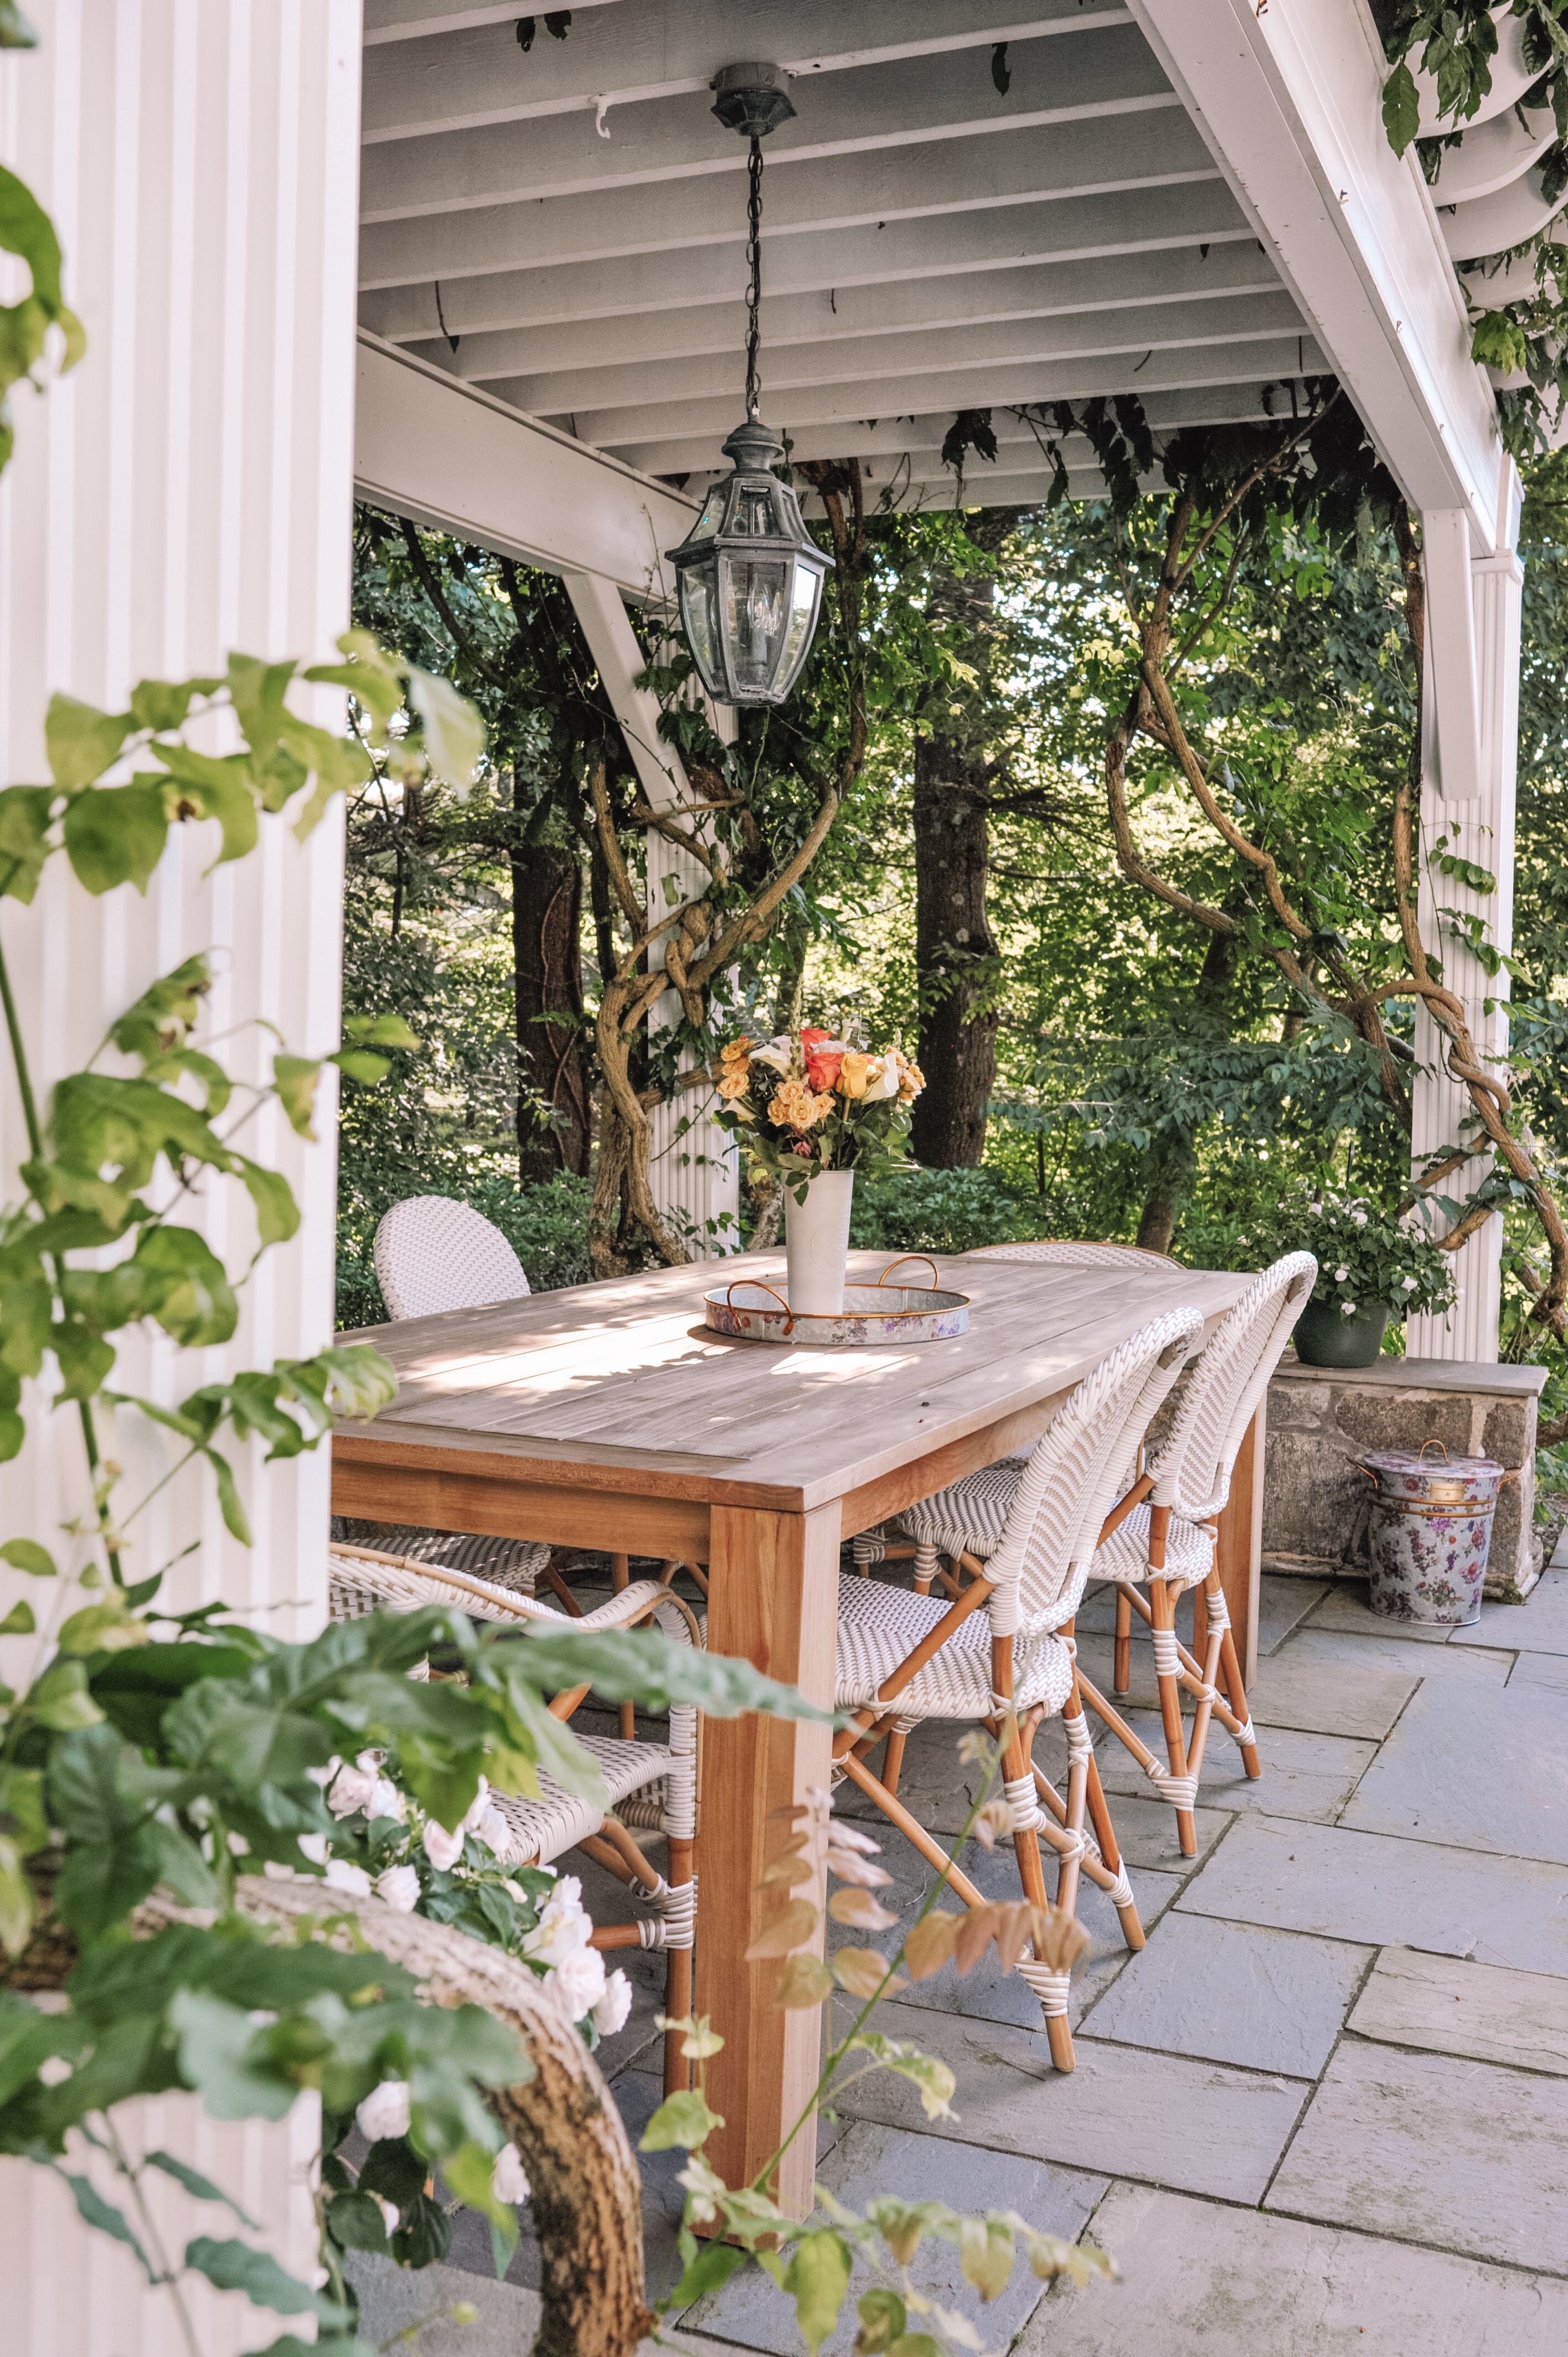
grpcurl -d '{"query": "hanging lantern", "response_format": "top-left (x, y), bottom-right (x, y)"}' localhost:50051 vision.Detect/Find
top-left (665, 66), bottom-right (833, 708)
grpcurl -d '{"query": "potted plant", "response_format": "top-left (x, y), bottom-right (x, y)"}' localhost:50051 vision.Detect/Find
top-left (1247, 1188), bottom-right (1457, 1367)
top-left (713, 1025), bottom-right (924, 1312)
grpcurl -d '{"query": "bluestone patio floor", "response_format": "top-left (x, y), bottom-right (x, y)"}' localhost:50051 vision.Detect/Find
top-left (350, 1556), bottom-right (1568, 2356)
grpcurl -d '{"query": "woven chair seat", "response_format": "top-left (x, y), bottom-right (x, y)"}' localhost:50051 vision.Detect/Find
top-left (1091, 1504), bottom-right (1215, 1591)
top-left (333, 1520), bottom-right (550, 1595)
top-left (484, 1732), bottom-right (678, 1869)
top-left (835, 1574), bottom-right (1075, 1720)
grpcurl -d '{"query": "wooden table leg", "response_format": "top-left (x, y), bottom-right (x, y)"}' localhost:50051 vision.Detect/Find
top-left (1201, 1404), bottom-right (1264, 1687)
top-left (697, 1502), bottom-right (838, 2218)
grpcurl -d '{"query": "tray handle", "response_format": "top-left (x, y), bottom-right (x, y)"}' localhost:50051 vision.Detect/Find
top-left (878, 1254), bottom-right (938, 1292)
top-left (724, 1277), bottom-right (795, 1336)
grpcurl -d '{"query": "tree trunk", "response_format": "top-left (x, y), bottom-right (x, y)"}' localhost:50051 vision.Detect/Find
top-left (512, 834), bottom-right (590, 1182)
top-left (910, 734), bottom-right (998, 1167)
top-left (1134, 923), bottom-right (1234, 1253)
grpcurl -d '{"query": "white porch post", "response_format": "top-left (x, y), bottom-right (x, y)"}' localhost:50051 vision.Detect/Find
top-left (0, 5), bottom-right (359, 2346)
top-left (565, 570), bottom-right (740, 1254)
top-left (1406, 474), bottom-right (1524, 1362)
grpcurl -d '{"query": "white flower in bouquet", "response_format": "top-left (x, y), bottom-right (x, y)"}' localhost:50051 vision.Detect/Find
top-left (858, 1053), bottom-right (900, 1103)
top-left (749, 1033), bottom-right (793, 1074)
top-left (548, 1942), bottom-right (607, 2021)
top-left (355, 2079), bottom-right (411, 2143)
top-left (324, 1857), bottom-right (372, 1897)
top-left (492, 2145), bottom-right (531, 2205)
top-left (365, 1776), bottom-right (405, 1823)
top-left (376, 1864), bottom-right (422, 1914)
top-left (1351, 1209), bottom-right (1368, 1227)
top-left (326, 1758), bottom-right (378, 1818)
top-left (523, 1875), bottom-right (592, 1969)
top-left (592, 1970), bottom-right (634, 2036)
top-left (422, 1819), bottom-right (466, 1871)
top-left (476, 1803), bottom-right (512, 1856)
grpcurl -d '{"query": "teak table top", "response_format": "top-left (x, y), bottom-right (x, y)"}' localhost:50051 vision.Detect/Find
top-left (335, 1250), bottom-right (1253, 1521)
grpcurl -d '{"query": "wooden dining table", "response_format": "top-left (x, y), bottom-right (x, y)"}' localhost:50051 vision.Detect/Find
top-left (332, 1247), bottom-right (1262, 2211)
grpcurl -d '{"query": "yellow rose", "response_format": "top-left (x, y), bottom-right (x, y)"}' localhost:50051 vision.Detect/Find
top-left (769, 1078), bottom-right (823, 1130)
top-left (896, 1054), bottom-right (926, 1103)
top-left (716, 1066), bottom-right (751, 1100)
top-left (720, 1036), bottom-right (752, 1065)
top-left (837, 1051), bottom-right (872, 1099)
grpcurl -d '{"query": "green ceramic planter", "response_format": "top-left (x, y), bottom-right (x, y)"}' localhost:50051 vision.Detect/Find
top-left (1293, 1296), bottom-right (1391, 1369)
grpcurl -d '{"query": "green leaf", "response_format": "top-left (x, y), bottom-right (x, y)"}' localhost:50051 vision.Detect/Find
top-left (61, 781), bottom-right (169, 894)
top-left (54, 1828), bottom-right (163, 1938)
top-left (845, 2035), bottom-right (957, 2122)
top-left (667, 2236), bottom-right (749, 2308)
top-left (0, 1600), bottom-right (34, 1635)
top-left (29, 1657), bottom-right (104, 1730)
top-left (1381, 61), bottom-right (1420, 154)
top-left (329, 1048), bottom-right (391, 1085)
top-left (854, 2287), bottom-right (908, 2352)
top-left (128, 677), bottom-right (205, 734)
top-left (441, 2135), bottom-right (520, 2241)
top-left (272, 1053), bottom-right (321, 1140)
top-left (407, 667), bottom-right (486, 792)
top-left (238, 1159), bottom-right (300, 1248)
top-left (131, 1224), bottom-right (239, 1347)
top-left (156, 743), bottom-right (260, 866)
top-left (226, 652), bottom-right (298, 756)
top-left (639, 2088), bottom-right (724, 2152)
top-left (324, 2188), bottom-right (390, 2253)
top-left (49, 1318), bottom-right (116, 1400)
top-left (516, 1624), bottom-right (836, 1722)
top-left (184, 2235), bottom-right (352, 2326)
top-left (44, 692), bottom-right (131, 788)
top-left (141, 2149), bottom-right (261, 2226)
top-left (1470, 308), bottom-right (1529, 376)
top-left (783, 2230), bottom-right (852, 2356)
top-left (202, 1444), bottom-right (252, 1543)
top-left (171, 1990), bottom-right (298, 2122)
top-left (343, 1011), bottom-right (420, 1049)
top-left (0, 1833), bottom-right (33, 1957)
top-left (303, 631), bottom-right (405, 729)
top-left (145, 1814), bottom-right (220, 1907)
top-left (0, 785), bottom-right (53, 902)
top-left (55, 2168), bottom-right (156, 2280)
top-left (0, 1538), bottom-right (53, 1576)
top-left (960, 2214), bottom-right (1015, 2302)
top-left (57, 1597), bottom-right (149, 1656)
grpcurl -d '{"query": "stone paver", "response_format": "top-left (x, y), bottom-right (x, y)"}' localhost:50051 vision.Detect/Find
top-left (1079, 1914), bottom-right (1370, 2077)
top-left (829, 1999), bottom-right (1306, 2203)
top-left (1075, 1573), bottom-right (1325, 1655)
top-left (1270, 2040), bottom-right (1568, 2273)
top-left (1275, 1625), bottom-right (1513, 1684)
top-left (1077, 1788), bottom-right (1230, 1872)
top-left (1303, 1582), bottom-right (1457, 1641)
top-left (1347, 1947), bottom-right (1568, 2075)
top-left (1245, 1649), bottom-right (1417, 1741)
top-left (1096, 1711), bottom-right (1375, 1823)
top-left (1022, 2181), bottom-right (1568, 2355)
top-left (684, 2124), bottom-right (1101, 2355)
top-left (346, 2253), bottom-right (541, 2356)
top-left (1175, 1814), bottom-right (1568, 1973)
top-left (1452, 1568), bottom-right (1568, 1654)
top-left (1510, 1648), bottom-right (1568, 1694)
top-left (1341, 1675), bottom-right (1568, 1865)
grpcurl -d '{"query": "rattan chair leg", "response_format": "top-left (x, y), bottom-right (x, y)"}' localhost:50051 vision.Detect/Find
top-left (1114, 1586), bottom-right (1133, 1695)
top-left (1218, 1621), bottom-right (1262, 1777)
top-left (1149, 1573), bottom-right (1199, 1857)
top-left (880, 1726), bottom-right (909, 1796)
top-left (577, 1832), bottom-right (638, 1887)
top-left (912, 1541), bottom-right (939, 1596)
top-left (836, 1752), bottom-right (988, 1907)
top-left (540, 1558), bottom-right (586, 1617)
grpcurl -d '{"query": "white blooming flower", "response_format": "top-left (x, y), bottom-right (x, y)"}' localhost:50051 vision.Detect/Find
top-left (460, 1778), bottom-right (492, 1835)
top-left (548, 1943), bottom-right (607, 2021)
top-left (523, 1875), bottom-right (592, 1969)
top-left (860, 1054), bottom-right (900, 1103)
top-left (373, 2195), bottom-right (400, 2237)
top-left (324, 1858), bottom-right (372, 1897)
top-left (376, 1864), bottom-right (422, 1914)
top-left (422, 1819), bottom-right (465, 1872)
top-left (297, 1832), bottom-right (329, 1866)
top-left (1335, 1267), bottom-right (1349, 1283)
top-left (355, 2079), bottom-right (411, 2144)
top-left (308, 1757), bottom-right (341, 1789)
top-left (1340, 1300), bottom-right (1358, 1316)
top-left (37, 2056), bottom-right (73, 2088)
top-left (1351, 1210), bottom-right (1368, 1227)
top-left (502, 1879), bottom-right (527, 1902)
top-left (492, 2145), bottom-right (531, 2205)
top-left (1402, 1274), bottom-right (1418, 1291)
top-left (592, 1970), bottom-right (633, 2036)
top-left (366, 1778), bottom-right (405, 1824)
top-left (749, 1033), bottom-right (794, 1073)
top-left (327, 1763), bottom-right (377, 1819)
top-left (476, 1804), bottom-right (511, 1857)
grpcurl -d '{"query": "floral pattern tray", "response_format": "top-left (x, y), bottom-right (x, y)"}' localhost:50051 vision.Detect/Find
top-left (703, 1269), bottom-right (969, 1347)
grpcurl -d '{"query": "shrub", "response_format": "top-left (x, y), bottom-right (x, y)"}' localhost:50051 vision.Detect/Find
top-left (849, 1165), bottom-right (1053, 1257)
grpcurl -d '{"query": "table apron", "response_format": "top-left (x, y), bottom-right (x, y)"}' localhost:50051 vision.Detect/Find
top-left (331, 1449), bottom-right (711, 1561)
top-left (835, 1386), bottom-right (1072, 1544)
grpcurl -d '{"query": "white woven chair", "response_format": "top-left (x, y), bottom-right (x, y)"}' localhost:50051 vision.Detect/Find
top-left (329, 1541), bottom-right (699, 2092)
top-left (833, 1305), bottom-right (1205, 2073)
top-left (1077, 1250), bottom-right (1318, 1855)
top-left (364, 1196), bottom-right (555, 1601)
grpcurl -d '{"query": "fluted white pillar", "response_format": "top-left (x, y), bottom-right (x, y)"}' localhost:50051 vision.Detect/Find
top-left (1406, 481), bottom-right (1523, 1362)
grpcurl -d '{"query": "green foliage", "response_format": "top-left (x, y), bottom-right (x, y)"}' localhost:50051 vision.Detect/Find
top-left (849, 1166), bottom-right (1045, 1255)
top-left (1235, 1184), bottom-right (1457, 1319)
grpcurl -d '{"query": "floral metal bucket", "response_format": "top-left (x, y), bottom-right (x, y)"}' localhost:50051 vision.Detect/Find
top-left (1356, 1443), bottom-right (1508, 1627)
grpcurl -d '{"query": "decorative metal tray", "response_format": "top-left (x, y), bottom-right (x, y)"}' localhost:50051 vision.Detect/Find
top-left (703, 1257), bottom-right (969, 1347)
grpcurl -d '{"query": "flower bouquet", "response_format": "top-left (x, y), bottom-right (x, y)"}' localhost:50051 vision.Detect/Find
top-left (713, 1025), bottom-right (924, 1313)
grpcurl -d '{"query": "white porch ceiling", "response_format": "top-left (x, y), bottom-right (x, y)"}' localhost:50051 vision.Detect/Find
top-left (355, 0), bottom-right (1520, 532)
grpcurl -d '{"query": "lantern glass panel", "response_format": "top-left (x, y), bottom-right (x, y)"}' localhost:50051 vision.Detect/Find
top-left (721, 552), bottom-right (791, 693)
top-left (775, 563), bottom-right (823, 697)
top-left (679, 557), bottom-right (724, 697)
top-left (694, 483), bottom-right (726, 536)
top-left (730, 483), bottom-right (780, 538)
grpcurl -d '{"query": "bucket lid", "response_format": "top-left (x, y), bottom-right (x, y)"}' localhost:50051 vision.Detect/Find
top-left (1359, 1445), bottom-right (1504, 1486)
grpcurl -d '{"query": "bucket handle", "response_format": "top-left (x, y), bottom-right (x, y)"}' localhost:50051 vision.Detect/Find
top-left (724, 1278), bottom-right (795, 1336)
top-left (878, 1254), bottom-right (938, 1292)
top-left (1418, 1440), bottom-right (1451, 1464)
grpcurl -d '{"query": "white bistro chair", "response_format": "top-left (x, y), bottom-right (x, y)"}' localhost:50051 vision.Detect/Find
top-left (343, 1196), bottom-right (556, 1601)
top-left (329, 1541), bottom-right (699, 2093)
top-left (833, 1306), bottom-right (1205, 2073)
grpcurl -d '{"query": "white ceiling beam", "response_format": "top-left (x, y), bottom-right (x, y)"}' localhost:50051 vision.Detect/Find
top-left (358, 108), bottom-right (1221, 287)
top-left (367, 0), bottom-right (621, 44)
top-left (556, 331), bottom-right (1327, 452)
top-left (363, 1), bottom-right (1129, 144)
top-left (1128, 0), bottom-right (1504, 545)
top-left (360, 24), bottom-right (1174, 221)
top-left (359, 183), bottom-right (1256, 342)
top-left (482, 290), bottom-right (1305, 420)
top-left (622, 382), bottom-right (1305, 479)
top-left (353, 333), bottom-right (695, 598)
top-left (405, 244), bottom-right (1282, 383)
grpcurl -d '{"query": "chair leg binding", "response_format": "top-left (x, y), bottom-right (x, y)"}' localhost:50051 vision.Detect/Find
top-left (1015, 1957), bottom-right (1071, 2016)
top-left (633, 1874), bottom-right (697, 1951)
top-left (852, 1527), bottom-right (886, 1571)
top-left (1142, 1759), bottom-right (1199, 1810)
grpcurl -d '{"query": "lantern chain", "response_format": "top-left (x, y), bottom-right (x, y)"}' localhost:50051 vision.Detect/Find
top-left (745, 134), bottom-right (764, 422)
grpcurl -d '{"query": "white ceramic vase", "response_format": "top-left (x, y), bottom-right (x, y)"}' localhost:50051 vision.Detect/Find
top-left (783, 1167), bottom-right (855, 1315)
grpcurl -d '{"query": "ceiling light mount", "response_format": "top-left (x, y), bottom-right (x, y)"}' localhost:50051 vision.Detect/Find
top-left (709, 60), bottom-right (796, 141)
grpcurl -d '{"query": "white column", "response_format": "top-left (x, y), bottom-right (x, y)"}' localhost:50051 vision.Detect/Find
top-left (565, 570), bottom-right (740, 1252)
top-left (1406, 478), bottom-right (1523, 1362)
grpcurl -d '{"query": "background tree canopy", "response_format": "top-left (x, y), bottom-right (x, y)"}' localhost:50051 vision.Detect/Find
top-left (334, 433), bottom-right (1568, 1453)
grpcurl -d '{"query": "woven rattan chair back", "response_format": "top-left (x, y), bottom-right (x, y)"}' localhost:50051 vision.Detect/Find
top-left (1148, 1251), bottom-right (1317, 1524)
top-left (374, 1195), bottom-right (530, 1321)
top-left (963, 1239), bottom-right (1178, 1269)
top-left (986, 1305), bottom-right (1205, 1637)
